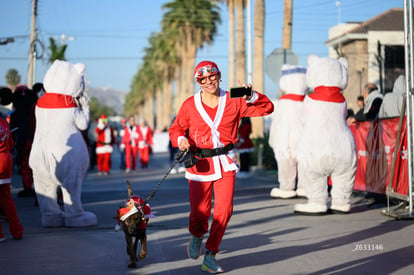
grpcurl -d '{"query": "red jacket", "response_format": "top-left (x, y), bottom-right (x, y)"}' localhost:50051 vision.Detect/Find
top-left (122, 125), bottom-right (139, 147)
top-left (169, 89), bottom-right (273, 182)
top-left (0, 117), bottom-right (13, 182)
top-left (137, 125), bottom-right (153, 149)
top-left (95, 122), bottom-right (115, 154)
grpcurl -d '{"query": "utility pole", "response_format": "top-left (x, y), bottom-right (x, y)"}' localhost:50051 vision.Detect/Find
top-left (246, 0), bottom-right (252, 84)
top-left (282, 0), bottom-right (293, 51)
top-left (27, 0), bottom-right (38, 89)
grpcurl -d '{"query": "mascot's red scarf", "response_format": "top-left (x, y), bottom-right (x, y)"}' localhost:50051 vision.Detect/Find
top-left (279, 94), bottom-right (305, 101)
top-left (37, 93), bottom-right (78, 108)
top-left (308, 86), bottom-right (345, 103)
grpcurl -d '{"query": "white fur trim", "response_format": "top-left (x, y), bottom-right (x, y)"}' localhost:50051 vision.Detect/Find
top-left (245, 91), bottom-right (258, 103)
top-left (120, 206), bottom-right (139, 221)
top-left (0, 178), bottom-right (11, 185)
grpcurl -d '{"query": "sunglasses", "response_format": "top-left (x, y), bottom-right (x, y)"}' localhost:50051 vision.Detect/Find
top-left (197, 74), bottom-right (218, 84)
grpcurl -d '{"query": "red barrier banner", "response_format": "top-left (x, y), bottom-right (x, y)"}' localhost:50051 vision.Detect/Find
top-left (350, 117), bottom-right (408, 195)
top-left (381, 117), bottom-right (408, 196)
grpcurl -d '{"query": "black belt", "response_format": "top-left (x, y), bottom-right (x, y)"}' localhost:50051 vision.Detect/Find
top-left (197, 143), bottom-right (234, 158)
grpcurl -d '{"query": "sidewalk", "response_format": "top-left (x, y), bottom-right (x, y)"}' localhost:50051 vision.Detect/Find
top-left (1, 152), bottom-right (414, 275)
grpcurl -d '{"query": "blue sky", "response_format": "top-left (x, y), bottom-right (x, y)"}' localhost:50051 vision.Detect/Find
top-left (0, 0), bottom-right (403, 99)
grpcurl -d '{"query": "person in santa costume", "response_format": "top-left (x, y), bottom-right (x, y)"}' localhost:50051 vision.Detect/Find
top-left (137, 118), bottom-right (153, 169)
top-left (0, 88), bottom-right (24, 241)
top-left (268, 64), bottom-right (308, 199)
top-left (118, 117), bottom-right (127, 170)
top-left (235, 117), bottom-right (254, 178)
top-left (294, 55), bottom-right (357, 215)
top-left (122, 115), bottom-right (139, 173)
top-left (169, 60), bottom-right (274, 273)
top-left (29, 60), bottom-right (97, 227)
top-left (95, 114), bottom-right (115, 175)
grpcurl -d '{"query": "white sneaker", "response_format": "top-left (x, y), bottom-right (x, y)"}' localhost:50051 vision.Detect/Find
top-left (330, 203), bottom-right (351, 214)
top-left (270, 187), bottom-right (297, 199)
top-left (296, 188), bottom-right (307, 198)
top-left (170, 168), bottom-right (178, 175)
top-left (178, 166), bottom-right (186, 173)
top-left (294, 202), bottom-right (327, 215)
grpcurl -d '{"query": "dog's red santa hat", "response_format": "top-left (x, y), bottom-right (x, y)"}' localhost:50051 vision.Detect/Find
top-left (117, 195), bottom-right (155, 221)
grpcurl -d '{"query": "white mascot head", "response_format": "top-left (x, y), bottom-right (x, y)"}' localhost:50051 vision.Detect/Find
top-left (43, 60), bottom-right (86, 97)
top-left (306, 55), bottom-right (349, 90)
top-left (279, 64), bottom-right (308, 95)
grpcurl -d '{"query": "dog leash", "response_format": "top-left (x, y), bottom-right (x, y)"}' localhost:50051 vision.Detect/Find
top-left (144, 150), bottom-right (187, 204)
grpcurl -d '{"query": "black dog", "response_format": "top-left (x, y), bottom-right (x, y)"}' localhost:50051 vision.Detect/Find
top-left (117, 181), bottom-right (150, 268)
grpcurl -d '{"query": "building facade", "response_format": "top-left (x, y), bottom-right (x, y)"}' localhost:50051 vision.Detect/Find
top-left (325, 8), bottom-right (404, 112)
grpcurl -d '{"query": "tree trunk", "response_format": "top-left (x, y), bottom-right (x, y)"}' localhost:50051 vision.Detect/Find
top-left (155, 88), bottom-right (163, 131)
top-left (162, 80), bottom-right (173, 131)
top-left (235, 0), bottom-right (246, 84)
top-left (251, 0), bottom-right (265, 138)
top-left (228, 0), bottom-right (235, 88)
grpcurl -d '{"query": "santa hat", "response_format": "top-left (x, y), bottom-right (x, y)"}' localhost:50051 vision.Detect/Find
top-left (126, 195), bottom-right (156, 219)
top-left (118, 206), bottom-right (139, 221)
top-left (100, 114), bottom-right (108, 123)
top-left (194, 61), bottom-right (220, 80)
top-left (279, 64), bottom-right (308, 95)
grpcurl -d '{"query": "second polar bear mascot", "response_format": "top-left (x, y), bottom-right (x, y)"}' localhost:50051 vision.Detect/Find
top-left (268, 64), bottom-right (308, 199)
top-left (294, 55), bottom-right (357, 214)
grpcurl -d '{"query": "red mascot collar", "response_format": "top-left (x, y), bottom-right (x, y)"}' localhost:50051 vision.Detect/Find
top-left (37, 93), bottom-right (78, 108)
top-left (279, 94), bottom-right (305, 102)
top-left (308, 86), bottom-right (345, 103)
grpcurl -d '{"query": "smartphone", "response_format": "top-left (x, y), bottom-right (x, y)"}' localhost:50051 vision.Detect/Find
top-left (230, 86), bottom-right (252, 98)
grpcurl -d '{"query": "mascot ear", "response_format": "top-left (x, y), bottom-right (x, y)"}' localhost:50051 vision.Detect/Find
top-left (307, 54), bottom-right (319, 66)
top-left (338, 57), bottom-right (349, 70)
top-left (73, 63), bottom-right (86, 74)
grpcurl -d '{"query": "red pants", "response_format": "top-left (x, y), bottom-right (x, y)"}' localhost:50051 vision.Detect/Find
top-left (125, 144), bottom-right (138, 170)
top-left (0, 184), bottom-right (24, 239)
top-left (139, 146), bottom-right (150, 168)
top-left (96, 153), bottom-right (111, 173)
top-left (189, 169), bottom-right (235, 253)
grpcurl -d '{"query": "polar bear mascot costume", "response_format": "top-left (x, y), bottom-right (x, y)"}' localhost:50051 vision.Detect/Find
top-left (294, 55), bottom-right (357, 215)
top-left (268, 64), bottom-right (308, 199)
top-left (29, 60), bottom-right (97, 227)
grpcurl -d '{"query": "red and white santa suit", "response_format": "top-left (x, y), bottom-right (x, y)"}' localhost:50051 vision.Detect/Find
top-left (122, 123), bottom-right (139, 171)
top-left (169, 87), bottom-right (274, 253)
top-left (268, 65), bottom-right (308, 199)
top-left (0, 116), bottom-right (24, 240)
top-left (95, 115), bottom-right (115, 174)
top-left (137, 120), bottom-right (153, 168)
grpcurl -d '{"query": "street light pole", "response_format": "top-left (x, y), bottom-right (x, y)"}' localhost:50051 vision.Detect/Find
top-left (27, 0), bottom-right (38, 89)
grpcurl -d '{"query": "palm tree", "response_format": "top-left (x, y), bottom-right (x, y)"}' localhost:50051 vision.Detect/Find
top-left (234, 0), bottom-right (246, 84)
top-left (162, 0), bottom-right (221, 107)
top-left (251, 0), bottom-right (265, 138)
top-left (147, 31), bottom-right (180, 131)
top-left (5, 68), bottom-right (21, 91)
top-left (227, 0), bottom-right (235, 87)
top-left (48, 37), bottom-right (67, 63)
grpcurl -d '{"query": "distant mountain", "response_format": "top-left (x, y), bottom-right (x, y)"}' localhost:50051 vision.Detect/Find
top-left (87, 86), bottom-right (126, 114)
